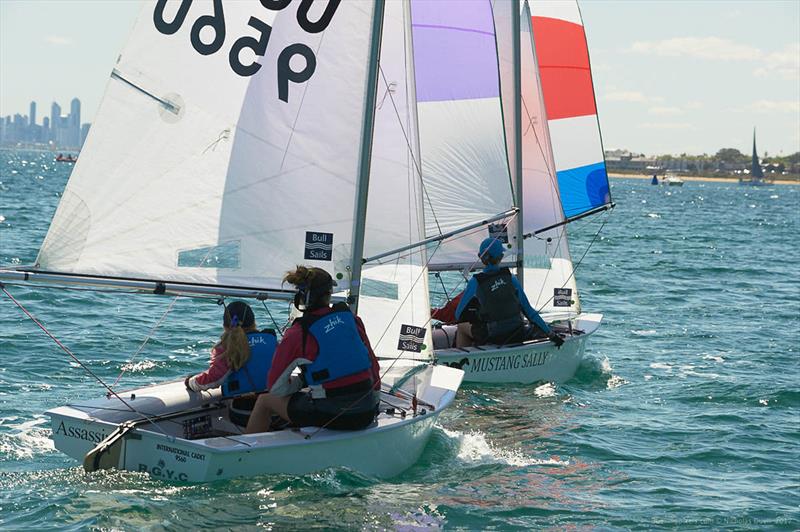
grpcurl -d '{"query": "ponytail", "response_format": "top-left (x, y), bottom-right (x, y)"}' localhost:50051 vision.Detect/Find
top-left (219, 327), bottom-right (249, 370)
top-left (284, 265), bottom-right (335, 310)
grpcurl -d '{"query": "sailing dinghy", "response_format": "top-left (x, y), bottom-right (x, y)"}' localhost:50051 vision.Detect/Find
top-left (419, 0), bottom-right (612, 384)
top-left (0, 0), bottom-right (465, 481)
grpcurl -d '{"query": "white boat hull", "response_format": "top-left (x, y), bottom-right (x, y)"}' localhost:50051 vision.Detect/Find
top-left (434, 313), bottom-right (602, 384)
top-left (47, 365), bottom-right (463, 482)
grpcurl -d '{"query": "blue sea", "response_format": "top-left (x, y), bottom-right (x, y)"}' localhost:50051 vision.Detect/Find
top-left (0, 149), bottom-right (798, 530)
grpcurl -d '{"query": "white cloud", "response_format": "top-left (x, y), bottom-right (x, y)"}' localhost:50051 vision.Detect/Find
top-left (45, 35), bottom-right (73, 46)
top-left (638, 122), bottom-right (694, 130)
top-left (732, 100), bottom-right (800, 114)
top-left (604, 90), bottom-right (663, 103)
top-left (648, 106), bottom-right (683, 115)
top-left (685, 101), bottom-right (704, 110)
top-left (754, 43), bottom-right (800, 80)
top-left (630, 37), bottom-right (761, 61)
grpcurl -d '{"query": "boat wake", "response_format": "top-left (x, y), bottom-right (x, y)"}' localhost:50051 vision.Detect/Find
top-left (439, 427), bottom-right (568, 468)
top-left (0, 416), bottom-right (55, 460)
top-left (573, 355), bottom-right (627, 389)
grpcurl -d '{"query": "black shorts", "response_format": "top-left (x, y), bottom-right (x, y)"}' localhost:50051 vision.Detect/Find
top-left (287, 389), bottom-right (379, 430)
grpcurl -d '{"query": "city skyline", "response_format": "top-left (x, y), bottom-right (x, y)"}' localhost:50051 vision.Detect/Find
top-left (0, 96), bottom-right (89, 149)
top-left (0, 1), bottom-right (798, 156)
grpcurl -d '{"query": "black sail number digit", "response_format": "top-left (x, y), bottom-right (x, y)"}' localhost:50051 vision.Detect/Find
top-left (153, 0), bottom-right (192, 35)
top-left (190, 0), bottom-right (226, 55)
top-left (278, 44), bottom-right (316, 102)
top-left (297, 0), bottom-right (340, 34)
top-left (260, 0), bottom-right (292, 9)
top-left (229, 17), bottom-right (273, 77)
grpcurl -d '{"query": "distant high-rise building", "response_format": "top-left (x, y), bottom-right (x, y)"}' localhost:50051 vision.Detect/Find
top-left (51, 102), bottom-right (61, 142)
top-left (29, 101), bottom-right (36, 127)
top-left (69, 98), bottom-right (81, 147)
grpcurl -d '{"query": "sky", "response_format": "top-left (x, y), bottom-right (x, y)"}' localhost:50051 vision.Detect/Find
top-left (0, 0), bottom-right (798, 157)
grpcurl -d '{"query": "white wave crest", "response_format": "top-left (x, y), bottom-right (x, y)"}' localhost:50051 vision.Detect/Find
top-left (0, 416), bottom-right (55, 460)
top-left (534, 382), bottom-right (557, 398)
top-left (440, 427), bottom-right (569, 468)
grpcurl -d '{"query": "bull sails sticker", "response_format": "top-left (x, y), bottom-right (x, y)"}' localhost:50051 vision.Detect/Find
top-left (398, 324), bottom-right (426, 353)
top-left (554, 287), bottom-right (572, 307)
top-left (304, 231), bottom-right (333, 261)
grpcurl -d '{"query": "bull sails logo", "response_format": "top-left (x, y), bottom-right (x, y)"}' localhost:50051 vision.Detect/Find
top-left (398, 324), bottom-right (426, 353)
top-left (304, 231), bottom-right (333, 261)
top-left (554, 287), bottom-right (573, 307)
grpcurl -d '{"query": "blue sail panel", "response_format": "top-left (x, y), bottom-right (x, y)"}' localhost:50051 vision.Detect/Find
top-left (556, 162), bottom-right (611, 219)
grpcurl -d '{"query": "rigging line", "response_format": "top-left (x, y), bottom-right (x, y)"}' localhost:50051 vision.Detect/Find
top-left (535, 212), bottom-right (609, 312)
top-left (302, 214), bottom-right (519, 440)
top-left (260, 300), bottom-right (285, 336)
top-left (62, 401), bottom-right (255, 447)
top-left (113, 294), bottom-right (181, 387)
top-left (0, 284), bottom-right (171, 439)
top-left (377, 66), bottom-right (443, 236)
top-left (278, 31), bottom-right (329, 173)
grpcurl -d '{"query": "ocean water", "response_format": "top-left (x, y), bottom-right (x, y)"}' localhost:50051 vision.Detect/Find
top-left (0, 149), bottom-right (798, 530)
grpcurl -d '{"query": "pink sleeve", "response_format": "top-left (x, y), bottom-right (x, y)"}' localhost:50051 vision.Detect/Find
top-left (188, 344), bottom-right (231, 391)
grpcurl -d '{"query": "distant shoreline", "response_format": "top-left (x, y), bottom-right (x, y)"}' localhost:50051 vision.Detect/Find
top-left (610, 173), bottom-right (799, 186)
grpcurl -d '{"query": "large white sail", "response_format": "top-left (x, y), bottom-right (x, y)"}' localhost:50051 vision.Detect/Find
top-left (519, 0), bottom-right (579, 313)
top-left (37, 1), bottom-right (377, 292)
top-left (359, 0), bottom-right (433, 361)
top-left (410, 0), bottom-right (516, 268)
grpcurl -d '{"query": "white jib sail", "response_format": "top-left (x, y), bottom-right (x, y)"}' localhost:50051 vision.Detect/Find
top-left (359, 0), bottom-right (433, 362)
top-left (37, 1), bottom-right (377, 292)
top-left (519, 0), bottom-right (579, 313)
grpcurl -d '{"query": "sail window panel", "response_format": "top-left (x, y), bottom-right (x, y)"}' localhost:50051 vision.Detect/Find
top-left (361, 278), bottom-right (399, 301)
top-left (177, 241), bottom-right (241, 269)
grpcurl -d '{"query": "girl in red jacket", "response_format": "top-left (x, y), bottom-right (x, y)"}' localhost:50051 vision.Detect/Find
top-left (245, 266), bottom-right (381, 433)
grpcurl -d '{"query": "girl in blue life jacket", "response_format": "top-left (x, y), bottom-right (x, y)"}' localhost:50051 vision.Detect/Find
top-left (245, 266), bottom-right (381, 433)
top-left (185, 301), bottom-right (277, 427)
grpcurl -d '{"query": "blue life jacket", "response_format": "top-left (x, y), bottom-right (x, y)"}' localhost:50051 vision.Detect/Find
top-left (300, 305), bottom-right (372, 394)
top-left (221, 330), bottom-right (277, 398)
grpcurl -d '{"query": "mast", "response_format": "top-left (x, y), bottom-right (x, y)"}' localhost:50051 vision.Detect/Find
top-left (751, 127), bottom-right (763, 178)
top-left (348, 0), bottom-right (386, 313)
top-left (511, 0), bottom-right (524, 287)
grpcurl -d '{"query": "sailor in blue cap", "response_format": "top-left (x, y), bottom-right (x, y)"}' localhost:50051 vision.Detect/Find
top-left (454, 237), bottom-right (564, 347)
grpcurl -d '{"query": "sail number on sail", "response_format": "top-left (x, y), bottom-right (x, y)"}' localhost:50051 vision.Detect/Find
top-left (153, 0), bottom-right (340, 101)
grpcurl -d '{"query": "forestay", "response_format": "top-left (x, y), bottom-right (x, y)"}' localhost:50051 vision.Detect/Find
top-left (37, 1), bottom-right (377, 292)
top-left (410, 0), bottom-right (516, 268)
top-left (530, 0), bottom-right (611, 219)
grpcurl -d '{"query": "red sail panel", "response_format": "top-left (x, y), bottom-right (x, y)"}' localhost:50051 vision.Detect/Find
top-left (531, 16), bottom-right (595, 121)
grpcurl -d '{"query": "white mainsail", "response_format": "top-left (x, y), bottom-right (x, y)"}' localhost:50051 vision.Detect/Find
top-left (38, 1), bottom-right (377, 292)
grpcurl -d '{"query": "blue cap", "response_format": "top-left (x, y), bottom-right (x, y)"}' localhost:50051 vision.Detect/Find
top-left (479, 237), bottom-right (504, 260)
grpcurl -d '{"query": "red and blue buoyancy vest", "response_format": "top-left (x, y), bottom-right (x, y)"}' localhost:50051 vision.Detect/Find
top-left (299, 305), bottom-right (373, 393)
top-left (221, 330), bottom-right (278, 398)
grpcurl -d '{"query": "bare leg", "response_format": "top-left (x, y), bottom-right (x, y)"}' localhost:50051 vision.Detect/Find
top-left (245, 393), bottom-right (292, 434)
top-left (456, 322), bottom-right (474, 348)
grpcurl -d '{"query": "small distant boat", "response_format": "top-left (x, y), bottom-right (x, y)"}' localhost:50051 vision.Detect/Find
top-left (55, 154), bottom-right (77, 163)
top-left (739, 128), bottom-right (773, 186)
top-left (662, 173), bottom-right (684, 186)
